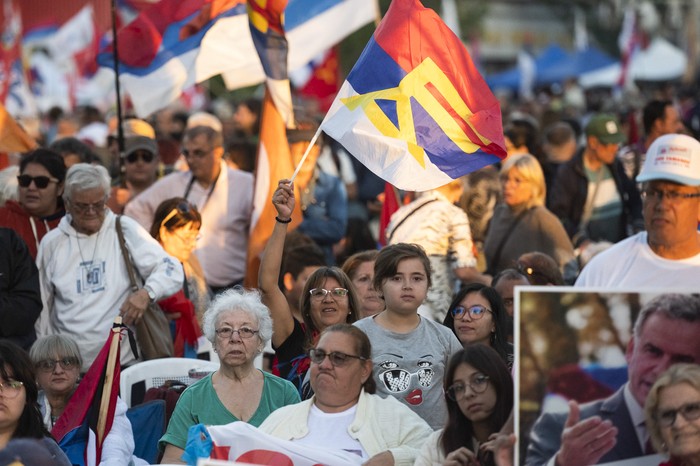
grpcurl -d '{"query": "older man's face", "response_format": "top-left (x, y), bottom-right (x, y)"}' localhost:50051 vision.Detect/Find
top-left (67, 187), bottom-right (107, 235)
top-left (643, 180), bottom-right (700, 257)
top-left (182, 133), bottom-right (222, 185)
top-left (626, 313), bottom-right (700, 406)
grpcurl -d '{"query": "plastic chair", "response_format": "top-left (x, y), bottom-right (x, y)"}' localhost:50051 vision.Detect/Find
top-left (119, 358), bottom-right (219, 407)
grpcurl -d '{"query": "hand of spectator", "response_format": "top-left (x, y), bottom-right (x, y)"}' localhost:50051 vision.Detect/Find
top-left (120, 288), bottom-right (150, 326)
top-left (362, 451), bottom-right (393, 466)
top-left (554, 400), bottom-right (617, 466)
top-left (272, 179), bottom-right (295, 220)
top-left (481, 433), bottom-right (516, 466)
top-left (442, 447), bottom-right (480, 466)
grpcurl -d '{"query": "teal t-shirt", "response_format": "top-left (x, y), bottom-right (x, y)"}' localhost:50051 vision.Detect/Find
top-left (159, 370), bottom-right (300, 450)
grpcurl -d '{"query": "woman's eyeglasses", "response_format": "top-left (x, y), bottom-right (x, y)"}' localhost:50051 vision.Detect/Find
top-left (126, 150), bottom-right (155, 164)
top-left (0, 379), bottom-right (24, 399)
top-left (657, 401), bottom-right (700, 427)
top-left (35, 357), bottom-right (80, 372)
top-left (451, 305), bottom-right (492, 320)
top-left (214, 326), bottom-right (259, 340)
top-left (308, 349), bottom-right (365, 367)
top-left (309, 288), bottom-right (349, 300)
top-left (70, 199), bottom-right (106, 214)
top-left (446, 374), bottom-right (490, 401)
top-left (161, 202), bottom-right (197, 229)
top-left (17, 174), bottom-right (59, 189)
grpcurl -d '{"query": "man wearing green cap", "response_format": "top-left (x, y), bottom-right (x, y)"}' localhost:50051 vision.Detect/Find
top-left (550, 113), bottom-right (643, 246)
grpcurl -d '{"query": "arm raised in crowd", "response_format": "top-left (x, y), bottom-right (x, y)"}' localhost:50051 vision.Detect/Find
top-left (258, 180), bottom-right (296, 348)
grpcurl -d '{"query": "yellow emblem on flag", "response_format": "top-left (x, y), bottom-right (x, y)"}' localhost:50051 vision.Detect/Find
top-left (341, 58), bottom-right (492, 168)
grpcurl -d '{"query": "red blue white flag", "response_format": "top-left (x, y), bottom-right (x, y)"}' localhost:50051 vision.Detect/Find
top-left (98, 0), bottom-right (376, 118)
top-left (52, 320), bottom-right (125, 466)
top-left (320, 0), bottom-right (506, 191)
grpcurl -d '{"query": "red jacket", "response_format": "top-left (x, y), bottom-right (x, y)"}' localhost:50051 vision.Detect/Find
top-left (0, 200), bottom-right (64, 259)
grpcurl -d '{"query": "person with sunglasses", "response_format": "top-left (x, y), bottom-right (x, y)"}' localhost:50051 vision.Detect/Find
top-left (444, 283), bottom-right (512, 370)
top-left (0, 149), bottom-right (66, 259)
top-left (107, 128), bottom-right (160, 215)
top-left (258, 324), bottom-right (432, 464)
top-left (160, 289), bottom-right (299, 464)
top-left (36, 163), bottom-right (183, 371)
top-left (150, 197), bottom-right (209, 356)
top-left (415, 345), bottom-right (514, 466)
top-left (29, 335), bottom-right (146, 465)
top-left (259, 180), bottom-right (360, 398)
top-left (645, 363), bottom-right (700, 466)
top-left (0, 340), bottom-right (71, 465)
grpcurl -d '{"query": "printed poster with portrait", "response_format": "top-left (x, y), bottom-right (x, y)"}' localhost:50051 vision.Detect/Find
top-left (515, 287), bottom-right (699, 466)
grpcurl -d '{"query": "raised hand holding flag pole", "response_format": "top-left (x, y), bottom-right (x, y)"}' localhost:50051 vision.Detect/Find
top-left (318, 0), bottom-right (506, 191)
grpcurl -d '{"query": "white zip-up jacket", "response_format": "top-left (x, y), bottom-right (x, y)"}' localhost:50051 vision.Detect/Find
top-left (36, 210), bottom-right (183, 370)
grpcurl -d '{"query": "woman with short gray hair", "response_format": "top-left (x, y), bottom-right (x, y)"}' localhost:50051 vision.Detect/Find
top-left (36, 163), bottom-right (183, 370)
top-left (160, 288), bottom-right (300, 464)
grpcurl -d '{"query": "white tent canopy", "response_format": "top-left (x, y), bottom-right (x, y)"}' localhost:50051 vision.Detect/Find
top-left (579, 37), bottom-right (687, 88)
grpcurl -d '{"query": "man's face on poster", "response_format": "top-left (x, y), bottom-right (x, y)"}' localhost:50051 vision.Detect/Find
top-left (626, 312), bottom-right (700, 406)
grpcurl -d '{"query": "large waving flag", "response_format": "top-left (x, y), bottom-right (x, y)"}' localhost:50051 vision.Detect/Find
top-left (52, 319), bottom-right (125, 466)
top-left (0, 102), bottom-right (37, 153)
top-left (98, 0), bottom-right (377, 118)
top-left (244, 90), bottom-right (302, 288)
top-left (320, 0), bottom-right (506, 191)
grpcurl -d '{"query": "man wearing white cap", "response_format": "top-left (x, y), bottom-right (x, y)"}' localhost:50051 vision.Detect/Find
top-left (575, 133), bottom-right (700, 287)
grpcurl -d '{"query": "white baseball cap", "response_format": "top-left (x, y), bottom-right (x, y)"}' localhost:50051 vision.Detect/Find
top-left (637, 133), bottom-right (700, 186)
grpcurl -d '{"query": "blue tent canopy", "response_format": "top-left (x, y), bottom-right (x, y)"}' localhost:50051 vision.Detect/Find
top-left (537, 46), bottom-right (617, 84)
top-left (486, 44), bottom-right (618, 90)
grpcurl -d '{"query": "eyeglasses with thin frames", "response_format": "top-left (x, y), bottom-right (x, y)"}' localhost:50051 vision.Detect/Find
top-left (214, 326), bottom-right (259, 340)
top-left (70, 198), bottom-right (107, 214)
top-left (309, 288), bottom-right (349, 300)
top-left (0, 379), bottom-right (24, 399)
top-left (308, 348), bottom-right (366, 367)
top-left (641, 188), bottom-right (700, 202)
top-left (17, 174), bottom-right (59, 189)
top-left (657, 401), bottom-right (700, 427)
top-left (446, 374), bottom-right (490, 401)
top-left (451, 305), bottom-right (492, 320)
top-left (35, 357), bottom-right (80, 372)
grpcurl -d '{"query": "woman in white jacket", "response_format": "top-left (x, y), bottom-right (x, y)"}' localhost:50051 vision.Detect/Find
top-left (35, 163), bottom-right (183, 370)
top-left (259, 324), bottom-right (433, 465)
top-left (30, 334), bottom-right (146, 465)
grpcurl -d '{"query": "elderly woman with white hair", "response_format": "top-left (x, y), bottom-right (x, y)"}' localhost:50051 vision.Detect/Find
top-left (35, 163), bottom-right (183, 370)
top-left (160, 288), bottom-right (300, 464)
top-left (483, 154), bottom-right (574, 275)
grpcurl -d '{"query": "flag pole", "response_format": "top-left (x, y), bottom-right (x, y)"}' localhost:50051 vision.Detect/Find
top-left (97, 316), bottom-right (122, 448)
top-left (289, 126), bottom-right (323, 183)
top-left (110, 0), bottom-right (126, 187)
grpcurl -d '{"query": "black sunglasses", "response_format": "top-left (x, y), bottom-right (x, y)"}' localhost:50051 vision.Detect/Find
top-left (126, 150), bottom-right (155, 164)
top-left (161, 201), bottom-right (196, 228)
top-left (17, 174), bottom-right (59, 189)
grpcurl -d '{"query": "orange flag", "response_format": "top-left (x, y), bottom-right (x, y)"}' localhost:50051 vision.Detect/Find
top-left (244, 89), bottom-right (302, 288)
top-left (0, 102), bottom-right (37, 153)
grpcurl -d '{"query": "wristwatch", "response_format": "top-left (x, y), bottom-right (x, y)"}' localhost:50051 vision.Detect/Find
top-left (144, 286), bottom-right (156, 303)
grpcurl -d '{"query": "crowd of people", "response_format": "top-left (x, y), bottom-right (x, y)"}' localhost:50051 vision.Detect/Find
top-left (0, 86), bottom-right (699, 466)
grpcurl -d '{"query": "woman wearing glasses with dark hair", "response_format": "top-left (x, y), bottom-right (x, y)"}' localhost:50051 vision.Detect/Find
top-left (0, 148), bottom-right (66, 259)
top-left (0, 340), bottom-right (71, 465)
top-left (259, 324), bottom-right (432, 464)
top-left (30, 335), bottom-right (145, 465)
top-left (645, 363), bottom-right (700, 466)
top-left (160, 288), bottom-right (299, 464)
top-left (150, 197), bottom-right (209, 356)
top-left (415, 345), bottom-right (514, 466)
top-left (258, 180), bottom-right (360, 398)
top-left (444, 283), bottom-right (512, 369)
